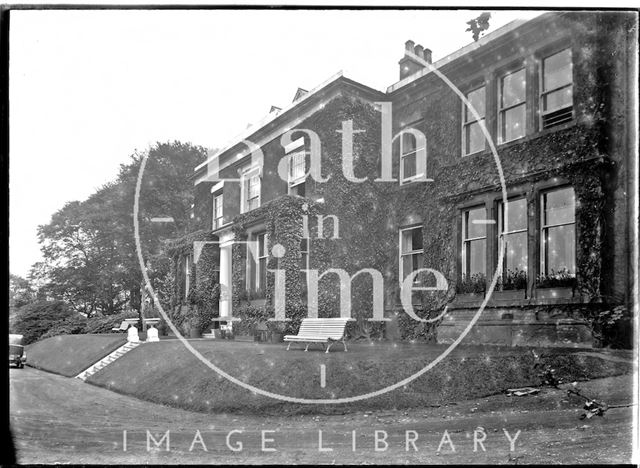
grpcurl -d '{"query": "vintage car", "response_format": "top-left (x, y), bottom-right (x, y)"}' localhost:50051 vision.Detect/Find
top-left (9, 334), bottom-right (26, 368)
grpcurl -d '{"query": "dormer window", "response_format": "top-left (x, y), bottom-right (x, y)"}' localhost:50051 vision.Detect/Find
top-left (541, 48), bottom-right (573, 129)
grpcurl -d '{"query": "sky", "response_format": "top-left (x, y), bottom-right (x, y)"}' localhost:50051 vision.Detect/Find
top-left (9, 8), bottom-right (545, 278)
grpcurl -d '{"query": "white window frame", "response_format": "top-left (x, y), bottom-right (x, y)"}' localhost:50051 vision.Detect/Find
top-left (462, 85), bottom-right (486, 156)
top-left (498, 68), bottom-right (527, 144)
top-left (212, 193), bottom-right (223, 230)
top-left (286, 137), bottom-right (306, 195)
top-left (399, 128), bottom-right (427, 185)
top-left (540, 186), bottom-right (576, 277)
top-left (461, 206), bottom-right (487, 278)
top-left (300, 236), bottom-right (310, 297)
top-left (540, 48), bottom-right (574, 126)
top-left (246, 231), bottom-right (268, 294)
top-left (240, 165), bottom-right (261, 213)
top-left (497, 198), bottom-right (528, 275)
top-left (399, 226), bottom-right (423, 285)
top-left (184, 254), bottom-right (191, 299)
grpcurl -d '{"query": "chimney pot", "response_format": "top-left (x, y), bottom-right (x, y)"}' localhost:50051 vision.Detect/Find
top-left (405, 40), bottom-right (415, 52)
top-left (423, 48), bottom-right (432, 64)
top-left (414, 44), bottom-right (424, 58)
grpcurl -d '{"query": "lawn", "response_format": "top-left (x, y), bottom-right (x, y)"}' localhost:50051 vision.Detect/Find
top-left (86, 339), bottom-right (633, 415)
top-left (26, 334), bottom-right (127, 377)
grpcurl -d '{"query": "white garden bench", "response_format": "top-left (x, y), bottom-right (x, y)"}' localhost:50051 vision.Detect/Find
top-left (111, 321), bottom-right (130, 332)
top-left (284, 318), bottom-right (352, 353)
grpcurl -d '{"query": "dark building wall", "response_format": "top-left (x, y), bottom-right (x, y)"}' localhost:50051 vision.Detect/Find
top-left (186, 11), bottom-right (634, 345)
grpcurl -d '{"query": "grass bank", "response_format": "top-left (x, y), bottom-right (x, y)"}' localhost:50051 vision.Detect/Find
top-left (26, 334), bottom-right (127, 377)
top-left (86, 339), bottom-right (632, 415)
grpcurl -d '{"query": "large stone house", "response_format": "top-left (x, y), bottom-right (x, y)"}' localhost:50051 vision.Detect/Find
top-left (169, 11), bottom-right (636, 347)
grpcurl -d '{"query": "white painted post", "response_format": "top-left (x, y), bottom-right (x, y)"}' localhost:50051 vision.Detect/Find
top-left (127, 325), bottom-right (140, 343)
top-left (146, 325), bottom-right (159, 342)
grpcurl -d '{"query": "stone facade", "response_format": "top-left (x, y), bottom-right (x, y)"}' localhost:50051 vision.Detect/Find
top-left (172, 12), bottom-right (636, 347)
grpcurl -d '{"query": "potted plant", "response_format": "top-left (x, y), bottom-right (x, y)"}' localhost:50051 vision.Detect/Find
top-left (268, 321), bottom-right (287, 343)
top-left (188, 315), bottom-right (202, 338)
top-left (535, 268), bottom-right (576, 299)
top-left (492, 269), bottom-right (527, 301)
top-left (455, 273), bottom-right (486, 304)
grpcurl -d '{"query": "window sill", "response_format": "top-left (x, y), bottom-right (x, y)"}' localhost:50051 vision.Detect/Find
top-left (450, 291), bottom-right (588, 309)
top-left (447, 120), bottom-right (578, 168)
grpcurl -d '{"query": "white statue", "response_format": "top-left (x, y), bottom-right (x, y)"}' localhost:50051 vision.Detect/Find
top-left (127, 325), bottom-right (140, 343)
top-left (146, 325), bottom-right (159, 342)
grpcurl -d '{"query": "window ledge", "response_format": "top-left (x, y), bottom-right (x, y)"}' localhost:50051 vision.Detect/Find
top-left (450, 293), bottom-right (590, 309)
top-left (445, 120), bottom-right (579, 169)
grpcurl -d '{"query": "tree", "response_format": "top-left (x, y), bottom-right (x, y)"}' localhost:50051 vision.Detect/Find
top-left (466, 12), bottom-right (491, 42)
top-left (11, 300), bottom-right (78, 344)
top-left (32, 141), bottom-right (207, 322)
top-left (9, 274), bottom-right (35, 311)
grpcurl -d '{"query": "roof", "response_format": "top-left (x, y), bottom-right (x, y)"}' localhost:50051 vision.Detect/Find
top-left (386, 13), bottom-right (544, 93)
top-left (194, 71), bottom-right (384, 180)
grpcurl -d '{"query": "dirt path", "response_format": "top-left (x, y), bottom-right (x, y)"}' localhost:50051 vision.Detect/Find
top-left (10, 367), bottom-right (635, 464)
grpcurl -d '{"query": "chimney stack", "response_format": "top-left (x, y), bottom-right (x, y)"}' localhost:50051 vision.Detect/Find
top-left (398, 39), bottom-right (431, 80)
top-left (423, 48), bottom-right (432, 64)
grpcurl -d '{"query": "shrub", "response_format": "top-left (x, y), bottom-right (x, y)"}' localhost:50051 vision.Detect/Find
top-left (233, 305), bottom-right (272, 336)
top-left (536, 268), bottom-right (577, 289)
top-left (40, 315), bottom-right (88, 340)
top-left (84, 310), bottom-right (139, 334)
top-left (11, 300), bottom-right (75, 344)
top-left (500, 269), bottom-right (528, 290)
top-left (456, 273), bottom-right (486, 294)
top-left (582, 304), bottom-right (628, 348)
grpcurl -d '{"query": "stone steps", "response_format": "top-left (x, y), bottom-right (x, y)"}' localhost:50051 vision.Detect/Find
top-left (75, 341), bottom-right (141, 381)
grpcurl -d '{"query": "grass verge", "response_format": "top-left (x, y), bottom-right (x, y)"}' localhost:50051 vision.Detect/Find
top-left (86, 339), bottom-right (633, 415)
top-left (26, 334), bottom-right (127, 377)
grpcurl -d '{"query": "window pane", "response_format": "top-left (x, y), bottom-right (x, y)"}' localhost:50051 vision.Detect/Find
top-left (402, 252), bottom-right (423, 279)
top-left (465, 87), bottom-right (485, 120)
top-left (402, 132), bottom-right (416, 154)
top-left (412, 253), bottom-right (423, 276)
top-left (546, 224), bottom-right (575, 274)
top-left (401, 227), bottom-right (422, 253)
top-left (543, 86), bottom-right (573, 112)
top-left (544, 188), bottom-right (575, 225)
top-left (502, 104), bottom-right (526, 141)
top-left (411, 228), bottom-right (423, 251)
top-left (402, 153), bottom-right (417, 179)
top-left (290, 151), bottom-right (305, 181)
top-left (502, 198), bottom-right (527, 232)
top-left (504, 231), bottom-right (528, 272)
top-left (501, 69), bottom-right (526, 108)
top-left (468, 239), bottom-right (486, 276)
top-left (466, 207), bottom-right (487, 239)
top-left (543, 49), bottom-right (572, 91)
top-left (466, 121), bottom-right (485, 154)
top-left (259, 258), bottom-right (267, 290)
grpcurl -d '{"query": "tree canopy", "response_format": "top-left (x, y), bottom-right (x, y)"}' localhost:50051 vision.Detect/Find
top-left (29, 141), bottom-right (207, 318)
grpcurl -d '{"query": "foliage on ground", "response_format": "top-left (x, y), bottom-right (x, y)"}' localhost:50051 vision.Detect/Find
top-left (26, 334), bottom-right (127, 377)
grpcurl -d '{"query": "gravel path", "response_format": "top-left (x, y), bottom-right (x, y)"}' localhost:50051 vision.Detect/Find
top-left (10, 367), bottom-right (635, 464)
